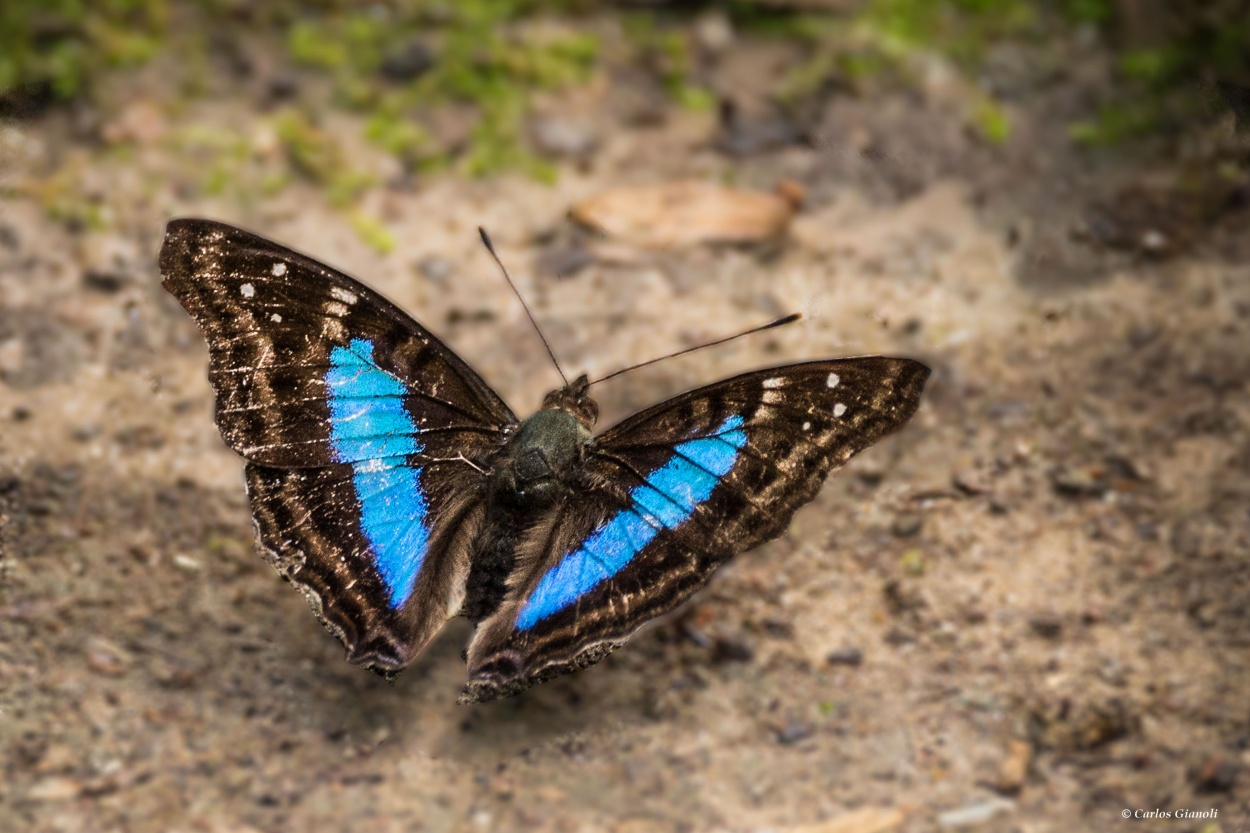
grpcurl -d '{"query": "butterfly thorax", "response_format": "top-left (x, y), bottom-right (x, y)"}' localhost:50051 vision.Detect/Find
top-left (490, 375), bottom-right (597, 507)
top-left (490, 408), bottom-right (589, 506)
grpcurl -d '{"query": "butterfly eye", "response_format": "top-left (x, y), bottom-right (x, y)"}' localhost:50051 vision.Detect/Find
top-left (540, 386), bottom-right (599, 428)
top-left (581, 397), bottom-right (599, 426)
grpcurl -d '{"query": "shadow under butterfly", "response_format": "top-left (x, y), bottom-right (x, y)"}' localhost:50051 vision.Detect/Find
top-left (160, 219), bottom-right (930, 703)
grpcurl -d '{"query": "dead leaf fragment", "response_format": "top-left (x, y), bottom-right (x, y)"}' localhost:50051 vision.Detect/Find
top-left (774, 806), bottom-right (905, 833)
top-left (571, 180), bottom-right (803, 248)
top-left (101, 100), bottom-right (168, 146)
top-left (996, 740), bottom-right (1033, 793)
top-left (85, 636), bottom-right (128, 676)
top-left (27, 776), bottom-right (83, 802)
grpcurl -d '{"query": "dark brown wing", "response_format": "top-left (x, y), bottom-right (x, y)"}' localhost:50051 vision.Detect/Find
top-left (462, 357), bottom-right (929, 702)
top-left (161, 218), bottom-right (516, 674)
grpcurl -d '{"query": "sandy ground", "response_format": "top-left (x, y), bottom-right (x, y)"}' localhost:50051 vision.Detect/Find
top-left (2, 24), bottom-right (1250, 833)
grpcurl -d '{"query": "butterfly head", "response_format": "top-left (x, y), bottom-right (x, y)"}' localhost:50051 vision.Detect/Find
top-left (541, 374), bottom-right (599, 429)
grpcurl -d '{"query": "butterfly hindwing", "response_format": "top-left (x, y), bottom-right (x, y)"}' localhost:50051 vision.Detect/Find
top-left (161, 219), bottom-right (516, 673)
top-left (245, 462), bottom-right (487, 671)
top-left (462, 358), bottom-right (929, 701)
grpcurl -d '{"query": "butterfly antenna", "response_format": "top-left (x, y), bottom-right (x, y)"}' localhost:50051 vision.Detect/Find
top-left (589, 312), bottom-right (802, 387)
top-left (478, 227), bottom-right (568, 387)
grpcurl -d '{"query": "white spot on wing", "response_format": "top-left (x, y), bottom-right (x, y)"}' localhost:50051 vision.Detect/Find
top-left (270, 312), bottom-right (283, 323)
top-left (330, 286), bottom-right (358, 305)
top-left (271, 262), bottom-right (287, 277)
top-left (826, 372), bottom-right (840, 389)
top-left (240, 283), bottom-right (255, 298)
top-left (761, 390), bottom-right (782, 405)
top-left (763, 377), bottom-right (783, 389)
top-left (802, 421), bottom-right (812, 431)
top-left (833, 403), bottom-right (847, 417)
top-left (325, 301), bottom-right (349, 317)
top-left (321, 317), bottom-right (346, 341)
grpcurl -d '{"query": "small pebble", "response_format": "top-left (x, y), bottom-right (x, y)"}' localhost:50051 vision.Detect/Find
top-left (1051, 465), bottom-right (1106, 496)
top-left (27, 499), bottom-right (55, 517)
top-left (679, 620), bottom-right (712, 649)
top-left (417, 256), bottom-right (454, 283)
top-left (693, 11), bottom-right (734, 54)
top-left (775, 719), bottom-right (814, 746)
top-left (86, 638), bottom-right (126, 676)
top-left (535, 244), bottom-right (594, 279)
top-left (83, 269), bottom-right (126, 293)
top-left (266, 74), bottom-right (300, 102)
top-left (713, 634), bottom-right (754, 663)
top-left (172, 554), bottom-right (202, 572)
top-left (826, 647), bottom-right (864, 667)
top-left (959, 690), bottom-right (999, 712)
top-left (380, 40), bottom-right (435, 82)
top-left (1139, 228), bottom-right (1169, 254)
top-left (1193, 755), bottom-right (1239, 793)
top-left (936, 798), bottom-right (1015, 829)
top-left (891, 511), bottom-right (923, 537)
top-left (1028, 614), bottom-right (1063, 639)
top-left (761, 618), bottom-right (794, 639)
top-left (445, 308), bottom-right (494, 326)
top-left (71, 425), bottom-right (101, 442)
top-left (529, 114), bottom-right (599, 159)
top-left (78, 233), bottom-right (141, 292)
top-left (883, 628), bottom-right (915, 646)
top-left (426, 104), bottom-right (477, 153)
top-left (883, 579), bottom-right (925, 614)
top-left (855, 461), bottom-right (886, 486)
top-left (1097, 658), bottom-right (1126, 687)
top-left (953, 468), bottom-right (990, 495)
top-left (717, 100), bottom-right (802, 156)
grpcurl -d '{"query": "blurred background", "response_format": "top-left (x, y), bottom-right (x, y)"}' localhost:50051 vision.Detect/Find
top-left (2, 1), bottom-right (1249, 831)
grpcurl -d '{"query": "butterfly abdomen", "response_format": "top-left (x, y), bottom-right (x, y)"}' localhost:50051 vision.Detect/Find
top-left (460, 509), bottom-right (525, 623)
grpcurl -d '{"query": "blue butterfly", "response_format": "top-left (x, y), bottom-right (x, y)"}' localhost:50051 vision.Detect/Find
top-left (161, 219), bottom-right (928, 703)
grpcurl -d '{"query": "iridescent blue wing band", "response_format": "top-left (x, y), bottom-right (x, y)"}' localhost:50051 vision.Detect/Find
top-left (516, 415), bottom-right (747, 630)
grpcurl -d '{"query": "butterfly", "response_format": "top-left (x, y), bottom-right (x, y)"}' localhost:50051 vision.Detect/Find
top-left (160, 218), bottom-right (929, 703)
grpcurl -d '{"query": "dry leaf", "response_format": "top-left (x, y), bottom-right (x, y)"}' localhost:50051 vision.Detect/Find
top-left (571, 180), bottom-right (803, 248)
top-left (768, 806), bottom-right (905, 833)
top-left (996, 739), bottom-right (1033, 793)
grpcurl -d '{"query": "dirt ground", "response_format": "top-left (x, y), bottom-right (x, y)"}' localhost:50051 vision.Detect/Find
top-left (3, 13), bottom-right (1250, 833)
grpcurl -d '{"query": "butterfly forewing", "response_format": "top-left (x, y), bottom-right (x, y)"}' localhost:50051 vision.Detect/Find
top-left (462, 358), bottom-right (929, 701)
top-left (160, 219), bottom-right (516, 466)
top-left (161, 219), bottom-right (516, 673)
